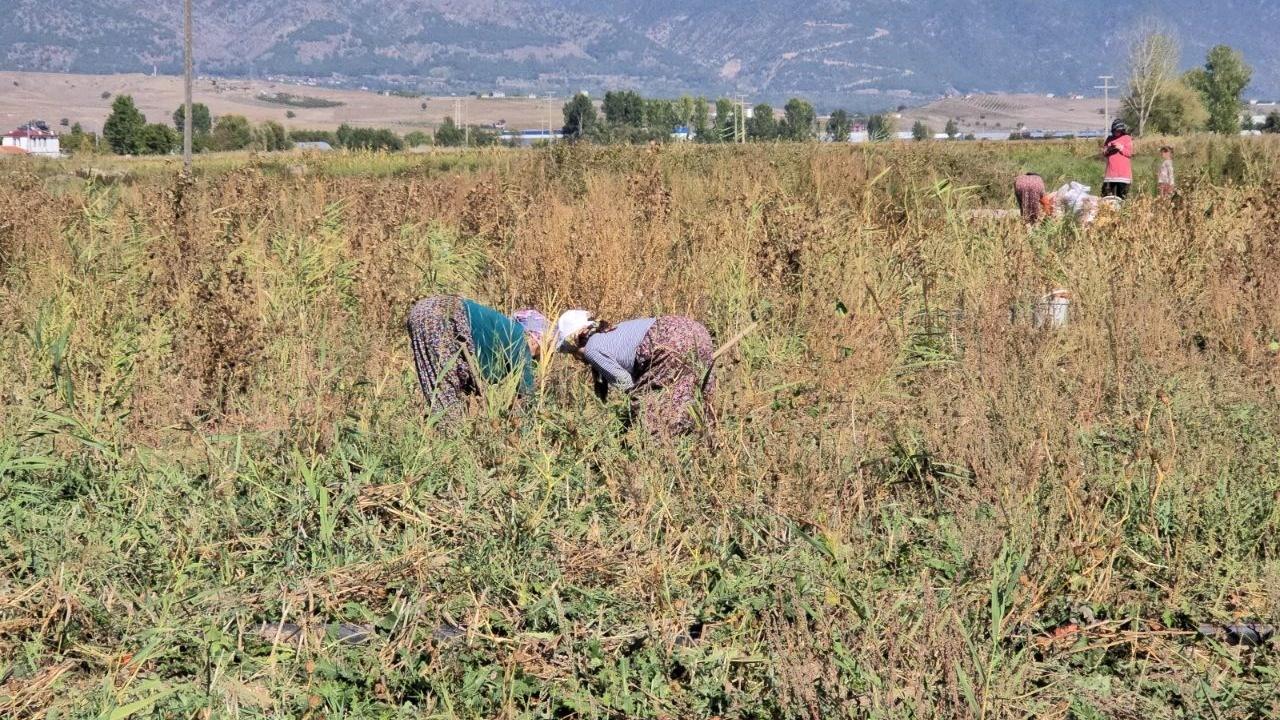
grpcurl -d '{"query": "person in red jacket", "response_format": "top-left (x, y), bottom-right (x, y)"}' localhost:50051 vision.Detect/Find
top-left (1101, 119), bottom-right (1134, 199)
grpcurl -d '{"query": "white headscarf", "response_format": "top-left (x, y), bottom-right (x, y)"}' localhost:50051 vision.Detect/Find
top-left (555, 309), bottom-right (596, 352)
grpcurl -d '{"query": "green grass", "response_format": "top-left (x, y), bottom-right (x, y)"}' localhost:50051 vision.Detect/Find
top-left (257, 92), bottom-right (345, 109)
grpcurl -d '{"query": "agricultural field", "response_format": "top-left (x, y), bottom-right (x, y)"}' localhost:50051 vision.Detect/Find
top-left (899, 94), bottom-right (1109, 135)
top-left (1, 70), bottom-right (1111, 140)
top-left (2, 137), bottom-right (1280, 718)
top-left (0, 71), bottom-right (558, 136)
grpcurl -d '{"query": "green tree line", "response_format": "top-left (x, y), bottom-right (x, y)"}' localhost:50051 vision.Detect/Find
top-left (94, 96), bottom-right (294, 155)
top-left (86, 96), bottom-right (505, 156)
top-left (562, 92), bottom-right (829, 143)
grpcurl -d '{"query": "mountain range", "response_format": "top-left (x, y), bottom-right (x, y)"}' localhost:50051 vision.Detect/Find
top-left (3, 1), bottom-right (1277, 109)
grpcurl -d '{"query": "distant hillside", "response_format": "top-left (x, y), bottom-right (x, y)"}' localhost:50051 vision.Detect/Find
top-left (3, 1), bottom-right (1277, 109)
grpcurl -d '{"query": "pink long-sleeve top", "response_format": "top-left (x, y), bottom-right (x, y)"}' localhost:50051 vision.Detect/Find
top-left (1103, 134), bottom-right (1134, 183)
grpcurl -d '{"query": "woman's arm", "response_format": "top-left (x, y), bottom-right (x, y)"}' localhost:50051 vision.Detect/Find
top-left (580, 346), bottom-right (635, 392)
top-left (592, 370), bottom-right (610, 402)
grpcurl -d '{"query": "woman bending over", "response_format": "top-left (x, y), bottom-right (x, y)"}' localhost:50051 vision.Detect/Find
top-left (547, 310), bottom-right (716, 437)
top-left (406, 296), bottom-right (546, 420)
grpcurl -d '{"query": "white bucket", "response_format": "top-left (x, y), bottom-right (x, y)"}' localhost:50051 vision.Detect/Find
top-left (1033, 289), bottom-right (1071, 330)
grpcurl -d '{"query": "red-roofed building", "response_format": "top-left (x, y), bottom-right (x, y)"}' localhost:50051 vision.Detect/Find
top-left (2, 126), bottom-right (60, 157)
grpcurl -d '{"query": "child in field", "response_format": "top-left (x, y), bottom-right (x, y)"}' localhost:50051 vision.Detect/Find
top-left (1158, 146), bottom-right (1175, 197)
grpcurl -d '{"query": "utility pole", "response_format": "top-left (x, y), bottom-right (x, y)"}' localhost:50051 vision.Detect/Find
top-left (1094, 75), bottom-right (1116, 132)
top-left (182, 0), bottom-right (193, 171)
top-left (736, 96), bottom-right (748, 143)
top-left (453, 97), bottom-right (470, 146)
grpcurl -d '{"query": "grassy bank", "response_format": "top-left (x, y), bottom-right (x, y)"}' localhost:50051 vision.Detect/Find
top-left (2, 138), bottom-right (1280, 718)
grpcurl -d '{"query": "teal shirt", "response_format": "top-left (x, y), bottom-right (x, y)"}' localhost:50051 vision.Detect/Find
top-left (462, 300), bottom-right (535, 394)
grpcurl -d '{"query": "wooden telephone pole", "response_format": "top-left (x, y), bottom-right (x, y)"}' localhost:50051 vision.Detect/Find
top-left (736, 96), bottom-right (748, 143)
top-left (182, 0), bottom-right (193, 171)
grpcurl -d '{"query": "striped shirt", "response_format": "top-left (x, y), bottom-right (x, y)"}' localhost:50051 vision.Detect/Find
top-left (579, 318), bottom-right (656, 391)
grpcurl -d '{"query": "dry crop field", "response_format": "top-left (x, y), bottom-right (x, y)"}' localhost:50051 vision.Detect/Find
top-left (0, 71), bottom-right (557, 136)
top-left (1, 137), bottom-right (1279, 718)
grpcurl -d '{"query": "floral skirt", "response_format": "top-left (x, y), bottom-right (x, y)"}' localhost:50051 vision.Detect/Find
top-left (407, 295), bottom-right (476, 419)
top-left (1014, 174), bottom-right (1046, 223)
top-left (632, 316), bottom-right (716, 437)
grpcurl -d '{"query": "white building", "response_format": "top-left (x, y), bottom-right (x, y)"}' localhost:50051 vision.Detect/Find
top-left (2, 127), bottom-right (60, 157)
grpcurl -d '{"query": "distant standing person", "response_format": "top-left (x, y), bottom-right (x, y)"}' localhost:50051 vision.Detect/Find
top-left (1158, 146), bottom-right (1175, 197)
top-left (1013, 172), bottom-right (1046, 224)
top-left (1101, 119), bottom-right (1133, 199)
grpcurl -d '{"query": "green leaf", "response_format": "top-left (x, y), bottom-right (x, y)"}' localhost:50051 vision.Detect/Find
top-left (956, 665), bottom-right (978, 714)
top-left (101, 684), bottom-right (176, 720)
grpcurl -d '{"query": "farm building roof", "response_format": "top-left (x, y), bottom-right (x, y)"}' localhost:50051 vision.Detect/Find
top-left (4, 128), bottom-right (57, 139)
